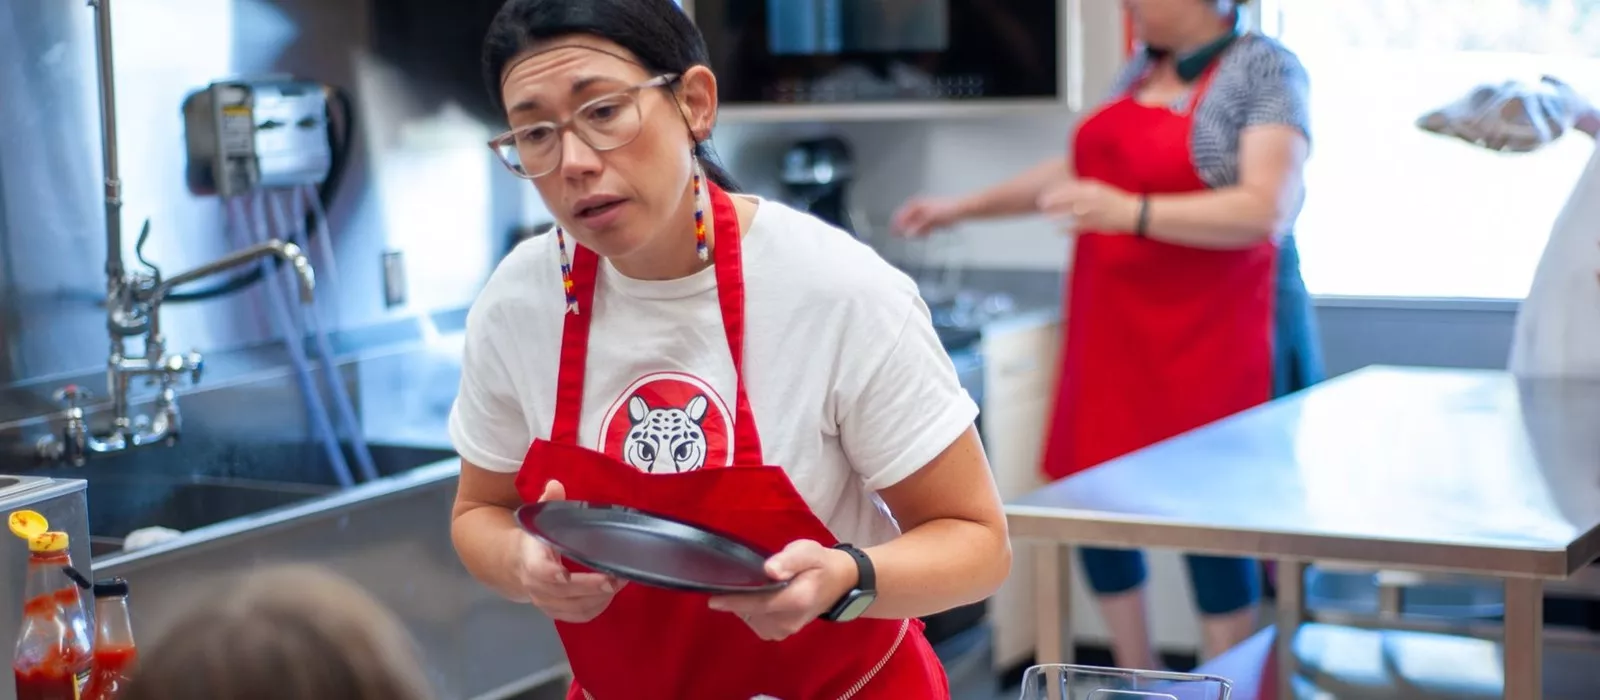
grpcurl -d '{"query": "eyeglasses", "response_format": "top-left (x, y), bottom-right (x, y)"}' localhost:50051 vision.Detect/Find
top-left (488, 74), bottom-right (679, 179)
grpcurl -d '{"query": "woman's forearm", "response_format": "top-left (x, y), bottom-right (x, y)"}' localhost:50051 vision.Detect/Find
top-left (956, 157), bottom-right (1070, 220)
top-left (858, 517), bottom-right (1011, 620)
top-left (451, 505), bottom-right (531, 602)
top-left (1143, 187), bottom-right (1290, 249)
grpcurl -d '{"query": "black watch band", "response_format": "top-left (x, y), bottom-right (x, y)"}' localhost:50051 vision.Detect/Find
top-left (833, 543), bottom-right (875, 591)
top-left (822, 543), bottom-right (878, 622)
top-left (1135, 195), bottom-right (1151, 237)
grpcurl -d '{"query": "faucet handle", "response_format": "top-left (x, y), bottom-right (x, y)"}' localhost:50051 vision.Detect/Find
top-left (133, 218), bottom-right (161, 283)
top-left (160, 350), bottom-right (204, 384)
top-left (53, 385), bottom-right (90, 409)
top-left (184, 350), bottom-right (204, 383)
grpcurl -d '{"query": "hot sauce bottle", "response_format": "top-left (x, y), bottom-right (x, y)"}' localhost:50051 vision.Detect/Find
top-left (81, 578), bottom-right (136, 700)
top-left (9, 510), bottom-right (92, 700)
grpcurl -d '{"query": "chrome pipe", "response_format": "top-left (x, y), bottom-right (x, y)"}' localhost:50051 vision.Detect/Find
top-left (89, 0), bottom-right (123, 281)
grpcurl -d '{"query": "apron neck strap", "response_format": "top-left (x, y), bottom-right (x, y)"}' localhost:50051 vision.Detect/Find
top-left (549, 180), bottom-right (765, 465)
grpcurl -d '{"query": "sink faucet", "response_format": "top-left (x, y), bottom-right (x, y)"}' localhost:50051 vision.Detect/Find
top-left (35, 0), bottom-right (317, 466)
top-left (37, 229), bottom-right (317, 467)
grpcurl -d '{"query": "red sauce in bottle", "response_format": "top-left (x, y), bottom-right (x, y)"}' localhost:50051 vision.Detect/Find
top-left (14, 664), bottom-right (85, 700)
top-left (13, 587), bottom-right (92, 700)
top-left (80, 577), bottom-right (137, 700)
top-left (11, 525), bottom-right (93, 700)
top-left (81, 646), bottom-right (136, 700)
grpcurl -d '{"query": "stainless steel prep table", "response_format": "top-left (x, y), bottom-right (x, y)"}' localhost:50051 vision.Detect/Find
top-left (1006, 365), bottom-right (1600, 699)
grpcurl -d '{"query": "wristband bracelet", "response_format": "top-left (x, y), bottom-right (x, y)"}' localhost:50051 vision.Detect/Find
top-left (1135, 196), bottom-right (1151, 237)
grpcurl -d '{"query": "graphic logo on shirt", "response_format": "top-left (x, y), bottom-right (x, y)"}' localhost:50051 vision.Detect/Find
top-left (600, 372), bottom-right (732, 473)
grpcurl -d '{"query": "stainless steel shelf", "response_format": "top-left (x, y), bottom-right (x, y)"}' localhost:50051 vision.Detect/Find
top-left (717, 99), bottom-right (1068, 124)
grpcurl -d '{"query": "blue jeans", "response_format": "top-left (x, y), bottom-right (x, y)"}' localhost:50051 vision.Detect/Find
top-left (1079, 237), bottom-right (1323, 616)
top-left (1079, 548), bottom-right (1261, 615)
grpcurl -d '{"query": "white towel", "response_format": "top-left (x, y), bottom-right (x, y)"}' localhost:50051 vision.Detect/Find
top-left (122, 526), bottom-right (184, 551)
top-left (1417, 77), bottom-right (1584, 153)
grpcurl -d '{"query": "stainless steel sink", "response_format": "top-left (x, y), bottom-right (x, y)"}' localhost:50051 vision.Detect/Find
top-left (87, 441), bottom-right (567, 700)
top-left (87, 478), bottom-right (331, 557)
top-left (85, 443), bottom-right (455, 557)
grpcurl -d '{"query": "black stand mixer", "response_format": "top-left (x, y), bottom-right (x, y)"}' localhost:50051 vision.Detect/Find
top-left (780, 136), bottom-right (858, 236)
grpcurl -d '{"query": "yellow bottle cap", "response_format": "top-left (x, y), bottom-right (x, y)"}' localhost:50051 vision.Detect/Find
top-left (8, 510), bottom-right (47, 542)
top-left (28, 531), bottom-right (68, 553)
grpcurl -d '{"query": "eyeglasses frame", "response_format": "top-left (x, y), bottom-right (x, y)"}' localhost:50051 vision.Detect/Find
top-left (487, 73), bottom-right (682, 179)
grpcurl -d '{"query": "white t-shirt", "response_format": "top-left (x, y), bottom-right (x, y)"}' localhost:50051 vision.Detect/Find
top-left (447, 197), bottom-right (979, 546)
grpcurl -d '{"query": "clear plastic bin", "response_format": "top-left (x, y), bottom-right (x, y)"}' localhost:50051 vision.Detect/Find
top-left (1020, 664), bottom-right (1232, 700)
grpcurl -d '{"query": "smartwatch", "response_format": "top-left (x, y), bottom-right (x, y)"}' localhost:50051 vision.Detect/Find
top-left (821, 543), bottom-right (877, 622)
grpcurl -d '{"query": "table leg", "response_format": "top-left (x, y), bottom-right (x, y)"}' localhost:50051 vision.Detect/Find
top-left (1503, 578), bottom-right (1543, 700)
top-left (1274, 560), bottom-right (1307, 700)
top-left (1032, 543), bottom-right (1074, 666)
top-left (1377, 578), bottom-right (1403, 622)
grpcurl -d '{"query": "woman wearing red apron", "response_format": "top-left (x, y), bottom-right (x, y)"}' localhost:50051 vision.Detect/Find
top-left (893, 0), bottom-right (1320, 672)
top-left (448, 1), bottom-right (1012, 698)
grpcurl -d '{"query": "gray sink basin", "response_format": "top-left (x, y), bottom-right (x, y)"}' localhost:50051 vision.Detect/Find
top-left (86, 443), bottom-right (456, 557)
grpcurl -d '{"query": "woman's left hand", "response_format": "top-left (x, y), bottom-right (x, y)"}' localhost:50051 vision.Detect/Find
top-left (707, 540), bottom-right (858, 641)
top-left (1038, 178), bottom-right (1140, 234)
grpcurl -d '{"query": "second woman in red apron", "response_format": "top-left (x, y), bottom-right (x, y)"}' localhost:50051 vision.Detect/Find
top-left (893, 0), bottom-right (1320, 671)
top-left (448, 1), bottom-right (1012, 697)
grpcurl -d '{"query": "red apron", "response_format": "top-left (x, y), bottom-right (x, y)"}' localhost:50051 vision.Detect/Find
top-left (514, 183), bottom-right (949, 699)
top-left (1041, 59), bottom-right (1277, 480)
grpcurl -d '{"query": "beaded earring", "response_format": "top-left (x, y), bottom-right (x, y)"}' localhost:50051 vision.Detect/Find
top-left (554, 225), bottom-right (579, 314)
top-left (551, 157), bottom-right (711, 315)
top-left (693, 159), bottom-right (709, 262)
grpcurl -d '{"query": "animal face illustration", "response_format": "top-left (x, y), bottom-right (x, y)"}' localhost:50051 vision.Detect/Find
top-left (622, 394), bottom-right (709, 473)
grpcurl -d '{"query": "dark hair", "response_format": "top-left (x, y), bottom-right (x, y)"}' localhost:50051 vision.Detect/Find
top-left (482, 0), bottom-right (739, 191)
top-left (121, 566), bottom-right (433, 700)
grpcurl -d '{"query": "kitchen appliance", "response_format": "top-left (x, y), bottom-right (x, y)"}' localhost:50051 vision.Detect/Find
top-left (780, 136), bottom-right (858, 235)
top-left (0, 477), bottom-right (90, 700)
top-left (691, 0), bottom-right (1060, 105)
top-left (181, 77), bottom-right (334, 199)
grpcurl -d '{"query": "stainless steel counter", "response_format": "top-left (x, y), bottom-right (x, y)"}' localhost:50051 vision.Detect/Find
top-left (1007, 365), bottom-right (1600, 699)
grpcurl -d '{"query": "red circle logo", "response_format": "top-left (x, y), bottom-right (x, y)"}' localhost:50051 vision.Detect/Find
top-left (600, 373), bottom-right (732, 473)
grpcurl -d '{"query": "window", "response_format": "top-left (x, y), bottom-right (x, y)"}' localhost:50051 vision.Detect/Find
top-left (1260, 0), bottom-right (1600, 299)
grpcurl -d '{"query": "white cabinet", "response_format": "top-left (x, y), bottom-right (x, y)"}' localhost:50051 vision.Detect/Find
top-left (979, 315), bottom-right (1060, 670)
top-left (981, 314), bottom-right (1202, 670)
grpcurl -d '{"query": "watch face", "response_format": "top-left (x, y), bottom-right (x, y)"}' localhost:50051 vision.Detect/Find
top-left (837, 592), bottom-right (877, 622)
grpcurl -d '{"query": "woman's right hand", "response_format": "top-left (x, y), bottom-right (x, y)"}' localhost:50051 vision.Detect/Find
top-left (512, 480), bottom-right (626, 623)
top-left (891, 196), bottom-right (965, 238)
